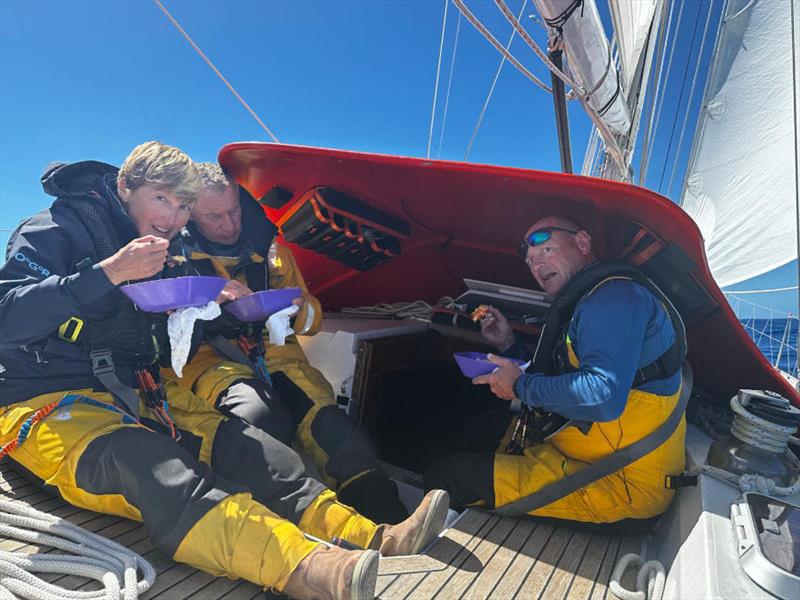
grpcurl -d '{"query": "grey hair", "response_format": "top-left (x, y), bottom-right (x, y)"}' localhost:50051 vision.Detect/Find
top-left (195, 162), bottom-right (236, 193)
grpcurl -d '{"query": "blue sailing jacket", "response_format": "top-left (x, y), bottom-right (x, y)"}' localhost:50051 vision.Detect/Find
top-left (512, 279), bottom-right (681, 422)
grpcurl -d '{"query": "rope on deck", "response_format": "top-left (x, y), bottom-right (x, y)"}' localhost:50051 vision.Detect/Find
top-left (609, 553), bottom-right (665, 600)
top-left (0, 497), bottom-right (155, 599)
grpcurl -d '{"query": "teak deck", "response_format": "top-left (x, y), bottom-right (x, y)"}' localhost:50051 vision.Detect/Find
top-left (1, 461), bottom-right (638, 599)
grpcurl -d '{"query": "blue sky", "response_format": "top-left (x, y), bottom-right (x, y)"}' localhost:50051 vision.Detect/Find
top-left (1, 0), bottom-right (797, 316)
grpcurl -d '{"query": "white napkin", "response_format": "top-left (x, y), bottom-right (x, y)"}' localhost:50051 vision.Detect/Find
top-left (168, 301), bottom-right (221, 377)
top-left (266, 304), bottom-right (299, 346)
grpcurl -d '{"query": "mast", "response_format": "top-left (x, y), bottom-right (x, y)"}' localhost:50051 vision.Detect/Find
top-left (548, 46), bottom-right (573, 174)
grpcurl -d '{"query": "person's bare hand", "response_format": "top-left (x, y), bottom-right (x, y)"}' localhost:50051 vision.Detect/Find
top-left (100, 236), bottom-right (170, 285)
top-left (291, 296), bottom-right (305, 308)
top-left (472, 354), bottom-right (523, 400)
top-left (216, 280), bottom-right (253, 304)
top-left (480, 306), bottom-right (516, 351)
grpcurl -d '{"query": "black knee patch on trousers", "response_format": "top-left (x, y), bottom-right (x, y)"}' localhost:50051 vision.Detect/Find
top-left (337, 469), bottom-right (409, 524)
top-left (310, 405), bottom-right (379, 483)
top-left (211, 417), bottom-right (326, 523)
top-left (76, 427), bottom-right (244, 557)
top-left (215, 378), bottom-right (295, 446)
top-left (270, 371), bottom-right (315, 427)
top-left (424, 452), bottom-right (496, 510)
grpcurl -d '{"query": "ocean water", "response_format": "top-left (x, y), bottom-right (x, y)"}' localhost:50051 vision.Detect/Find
top-left (739, 318), bottom-right (799, 376)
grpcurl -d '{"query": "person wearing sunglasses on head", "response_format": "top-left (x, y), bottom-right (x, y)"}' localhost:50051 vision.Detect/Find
top-left (425, 216), bottom-right (687, 530)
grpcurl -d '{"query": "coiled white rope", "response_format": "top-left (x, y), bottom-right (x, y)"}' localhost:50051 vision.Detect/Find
top-left (609, 553), bottom-right (666, 600)
top-left (0, 497), bottom-right (155, 599)
top-left (729, 394), bottom-right (798, 454)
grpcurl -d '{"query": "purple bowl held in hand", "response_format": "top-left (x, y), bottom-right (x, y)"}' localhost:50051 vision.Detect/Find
top-left (119, 276), bottom-right (227, 313)
top-left (225, 288), bottom-right (302, 322)
top-left (453, 351), bottom-right (527, 378)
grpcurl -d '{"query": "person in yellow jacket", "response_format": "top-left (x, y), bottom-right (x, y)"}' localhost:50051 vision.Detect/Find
top-left (0, 142), bottom-right (449, 600)
top-left (169, 162), bottom-right (409, 524)
top-left (425, 216), bottom-right (687, 528)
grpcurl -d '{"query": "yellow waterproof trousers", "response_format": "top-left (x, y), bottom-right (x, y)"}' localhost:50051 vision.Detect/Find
top-left (427, 386), bottom-right (685, 523)
top-left (493, 386), bottom-right (685, 522)
top-left (0, 384), bottom-right (378, 590)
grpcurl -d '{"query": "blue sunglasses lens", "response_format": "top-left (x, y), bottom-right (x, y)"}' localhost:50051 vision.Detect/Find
top-left (527, 230), bottom-right (552, 246)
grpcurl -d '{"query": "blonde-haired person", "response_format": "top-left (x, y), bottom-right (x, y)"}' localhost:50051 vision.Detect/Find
top-left (0, 141), bottom-right (449, 599)
top-left (118, 140), bottom-right (202, 202)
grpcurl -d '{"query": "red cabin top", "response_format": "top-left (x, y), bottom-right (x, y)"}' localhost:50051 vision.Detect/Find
top-left (219, 142), bottom-right (799, 405)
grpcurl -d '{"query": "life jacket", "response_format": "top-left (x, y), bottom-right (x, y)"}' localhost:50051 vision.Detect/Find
top-left (172, 229), bottom-right (273, 342)
top-left (176, 186), bottom-right (279, 340)
top-left (531, 260), bottom-right (686, 386)
top-left (39, 162), bottom-right (169, 417)
top-left (538, 261), bottom-right (688, 500)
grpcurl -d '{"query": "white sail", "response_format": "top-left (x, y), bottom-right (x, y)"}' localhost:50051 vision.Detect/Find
top-left (534, 0), bottom-right (631, 135)
top-left (608, 0), bottom-right (659, 94)
top-left (681, 0), bottom-right (800, 288)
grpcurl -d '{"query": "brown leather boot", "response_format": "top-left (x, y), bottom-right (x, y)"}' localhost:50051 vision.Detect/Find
top-left (370, 489), bottom-right (449, 556)
top-left (281, 546), bottom-right (379, 600)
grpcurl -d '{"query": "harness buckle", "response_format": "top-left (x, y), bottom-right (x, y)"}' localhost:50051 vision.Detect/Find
top-left (90, 348), bottom-right (115, 375)
top-left (58, 316), bottom-right (85, 343)
top-left (665, 473), bottom-right (698, 489)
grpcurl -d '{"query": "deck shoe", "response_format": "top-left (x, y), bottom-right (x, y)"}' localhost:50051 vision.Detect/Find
top-left (281, 546), bottom-right (379, 600)
top-left (370, 489), bottom-right (449, 556)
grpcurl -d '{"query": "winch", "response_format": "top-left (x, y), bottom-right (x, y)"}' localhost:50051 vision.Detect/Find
top-left (706, 389), bottom-right (800, 487)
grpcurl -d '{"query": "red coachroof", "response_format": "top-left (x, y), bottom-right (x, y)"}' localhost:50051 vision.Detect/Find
top-left (220, 142), bottom-right (799, 405)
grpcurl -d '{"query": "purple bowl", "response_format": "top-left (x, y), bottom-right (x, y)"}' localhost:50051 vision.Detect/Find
top-left (224, 288), bottom-right (302, 321)
top-left (120, 276), bottom-right (227, 313)
top-left (453, 351), bottom-right (527, 378)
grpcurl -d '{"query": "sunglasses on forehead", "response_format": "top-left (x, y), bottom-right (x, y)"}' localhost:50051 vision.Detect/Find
top-left (517, 226), bottom-right (579, 259)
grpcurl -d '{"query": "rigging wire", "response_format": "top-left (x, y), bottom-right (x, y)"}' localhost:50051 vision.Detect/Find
top-left (451, 0), bottom-right (551, 92)
top-left (792, 0), bottom-right (800, 320)
top-left (665, 0), bottom-right (716, 199)
top-left (725, 286), bottom-right (800, 295)
top-left (437, 11), bottom-right (463, 158)
top-left (464, 0), bottom-right (528, 161)
top-left (494, 0), bottom-right (579, 92)
top-left (492, 0), bottom-right (628, 174)
top-left (638, 0), bottom-right (674, 185)
top-left (642, 0), bottom-right (685, 187)
top-left (152, 0), bottom-right (279, 142)
top-left (656, 0), bottom-right (703, 195)
top-left (427, 0), bottom-right (450, 159)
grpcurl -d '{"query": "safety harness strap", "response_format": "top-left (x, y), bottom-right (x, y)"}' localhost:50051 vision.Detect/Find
top-left (90, 349), bottom-right (141, 419)
top-left (492, 363), bottom-right (693, 518)
top-left (209, 335), bottom-right (254, 367)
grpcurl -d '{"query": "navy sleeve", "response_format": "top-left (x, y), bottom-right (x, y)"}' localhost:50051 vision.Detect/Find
top-left (513, 280), bottom-right (653, 422)
top-left (0, 215), bottom-right (116, 346)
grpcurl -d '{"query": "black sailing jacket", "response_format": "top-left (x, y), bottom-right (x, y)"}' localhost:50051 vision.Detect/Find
top-left (0, 161), bottom-right (143, 406)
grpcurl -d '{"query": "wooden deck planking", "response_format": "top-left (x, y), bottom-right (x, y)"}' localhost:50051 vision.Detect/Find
top-left (433, 513), bottom-right (519, 598)
top-left (406, 510), bottom-right (500, 598)
top-left (461, 519), bottom-right (539, 599)
top-left (377, 508), bottom-right (489, 598)
top-left (489, 522), bottom-right (557, 598)
top-left (377, 510), bottom-right (641, 600)
top-left (561, 534), bottom-right (613, 600)
top-left (3, 460), bottom-right (645, 600)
